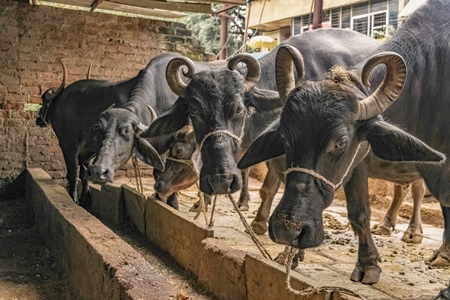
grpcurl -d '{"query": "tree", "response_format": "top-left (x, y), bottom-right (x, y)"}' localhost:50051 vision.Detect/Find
top-left (181, 6), bottom-right (255, 58)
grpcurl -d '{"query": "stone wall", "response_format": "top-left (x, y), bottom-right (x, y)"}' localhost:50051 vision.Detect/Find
top-left (0, 0), bottom-right (207, 198)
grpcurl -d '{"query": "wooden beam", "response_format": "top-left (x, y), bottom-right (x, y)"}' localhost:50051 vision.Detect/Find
top-left (108, 0), bottom-right (213, 14)
top-left (90, 0), bottom-right (104, 11)
top-left (195, 0), bottom-right (245, 5)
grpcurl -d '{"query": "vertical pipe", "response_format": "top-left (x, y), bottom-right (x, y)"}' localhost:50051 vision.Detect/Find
top-left (312, 0), bottom-right (323, 29)
top-left (219, 13), bottom-right (229, 59)
top-left (243, 2), bottom-right (252, 53)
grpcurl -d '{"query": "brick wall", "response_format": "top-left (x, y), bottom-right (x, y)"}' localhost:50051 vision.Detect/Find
top-left (0, 0), bottom-right (208, 198)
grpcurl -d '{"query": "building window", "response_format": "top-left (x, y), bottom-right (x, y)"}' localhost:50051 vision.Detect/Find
top-left (292, 0), bottom-right (397, 39)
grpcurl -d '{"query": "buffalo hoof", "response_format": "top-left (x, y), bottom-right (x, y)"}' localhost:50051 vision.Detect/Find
top-left (189, 200), bottom-right (208, 212)
top-left (274, 249), bottom-right (305, 269)
top-left (250, 220), bottom-right (268, 235)
top-left (435, 288), bottom-right (450, 300)
top-left (426, 249), bottom-right (450, 268)
top-left (350, 263), bottom-right (381, 284)
top-left (371, 222), bottom-right (392, 236)
top-left (238, 204), bottom-right (249, 211)
top-left (401, 229), bottom-right (423, 244)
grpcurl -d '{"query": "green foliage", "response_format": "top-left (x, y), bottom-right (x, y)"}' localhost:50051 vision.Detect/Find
top-left (181, 6), bottom-right (254, 58)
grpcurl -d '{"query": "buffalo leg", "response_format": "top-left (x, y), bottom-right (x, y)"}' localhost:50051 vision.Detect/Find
top-left (401, 179), bottom-right (424, 243)
top-left (78, 162), bottom-right (91, 207)
top-left (237, 168), bottom-right (250, 211)
top-left (61, 146), bottom-right (80, 204)
top-left (426, 204), bottom-right (450, 268)
top-left (371, 183), bottom-right (408, 236)
top-left (251, 162), bottom-right (281, 235)
top-left (344, 165), bottom-right (381, 284)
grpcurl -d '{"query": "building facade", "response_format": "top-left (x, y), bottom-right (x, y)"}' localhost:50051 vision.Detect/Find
top-left (248, 0), bottom-right (407, 44)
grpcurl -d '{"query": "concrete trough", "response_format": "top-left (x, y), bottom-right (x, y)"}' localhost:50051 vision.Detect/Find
top-left (26, 168), bottom-right (355, 300)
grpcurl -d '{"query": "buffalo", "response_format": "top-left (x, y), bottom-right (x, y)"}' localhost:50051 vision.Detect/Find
top-left (239, 0), bottom-right (450, 291)
top-left (36, 56), bottom-right (169, 205)
top-left (144, 28), bottom-right (382, 227)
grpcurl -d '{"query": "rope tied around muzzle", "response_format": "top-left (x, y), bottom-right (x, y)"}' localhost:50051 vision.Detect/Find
top-left (283, 142), bottom-right (371, 191)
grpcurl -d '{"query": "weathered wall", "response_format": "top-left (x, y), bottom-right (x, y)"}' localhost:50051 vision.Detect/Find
top-left (0, 0), bottom-right (207, 198)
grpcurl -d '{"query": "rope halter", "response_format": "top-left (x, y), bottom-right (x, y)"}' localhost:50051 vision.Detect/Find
top-left (196, 107), bottom-right (255, 154)
top-left (165, 156), bottom-right (199, 177)
top-left (283, 142), bottom-right (371, 190)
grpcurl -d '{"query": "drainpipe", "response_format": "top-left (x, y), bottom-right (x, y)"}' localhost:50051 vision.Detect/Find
top-left (312, 0), bottom-right (323, 29)
top-left (219, 12), bottom-right (229, 59)
top-left (243, 0), bottom-right (252, 53)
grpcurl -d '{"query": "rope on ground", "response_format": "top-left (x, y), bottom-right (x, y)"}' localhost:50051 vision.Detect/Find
top-left (227, 194), bottom-right (272, 260)
top-left (132, 155), bottom-right (143, 194)
top-left (284, 246), bottom-right (367, 299)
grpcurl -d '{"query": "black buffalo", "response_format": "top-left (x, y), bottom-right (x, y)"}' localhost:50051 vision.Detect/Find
top-left (37, 53), bottom-right (187, 205)
top-left (144, 29), bottom-right (381, 223)
top-left (239, 0), bottom-right (450, 290)
top-left (86, 56), bottom-right (228, 209)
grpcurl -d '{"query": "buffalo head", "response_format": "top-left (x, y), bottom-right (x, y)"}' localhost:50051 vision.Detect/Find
top-left (239, 45), bottom-right (445, 249)
top-left (37, 60), bottom-right (67, 127)
top-left (153, 126), bottom-right (198, 197)
top-left (143, 53), bottom-right (281, 195)
top-left (87, 105), bottom-right (163, 183)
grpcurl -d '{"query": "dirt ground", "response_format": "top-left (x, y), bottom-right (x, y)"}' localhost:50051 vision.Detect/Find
top-left (0, 198), bottom-right (77, 300)
top-left (0, 197), bottom-right (216, 300)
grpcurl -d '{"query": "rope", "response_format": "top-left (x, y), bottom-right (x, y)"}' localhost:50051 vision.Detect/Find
top-left (166, 157), bottom-right (198, 176)
top-left (284, 143), bottom-right (371, 191)
top-left (193, 182), bottom-right (210, 227)
top-left (208, 195), bottom-right (217, 228)
top-left (132, 155), bottom-right (143, 193)
top-left (227, 194), bottom-right (273, 260)
top-left (284, 246), bottom-right (366, 299)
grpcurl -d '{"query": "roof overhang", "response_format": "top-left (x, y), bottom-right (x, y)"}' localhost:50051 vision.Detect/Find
top-left (31, 0), bottom-right (245, 20)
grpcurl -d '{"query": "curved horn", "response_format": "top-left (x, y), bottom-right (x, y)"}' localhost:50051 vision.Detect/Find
top-left (166, 57), bottom-right (196, 98)
top-left (275, 45), bottom-right (306, 102)
top-left (87, 63), bottom-right (92, 79)
top-left (227, 53), bottom-right (261, 92)
top-left (147, 105), bottom-right (157, 122)
top-left (45, 59), bottom-right (67, 102)
top-left (357, 51), bottom-right (407, 120)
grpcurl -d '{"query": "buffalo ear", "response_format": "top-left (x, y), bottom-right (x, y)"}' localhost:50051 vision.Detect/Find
top-left (146, 133), bottom-right (175, 155)
top-left (364, 120), bottom-right (446, 162)
top-left (134, 136), bottom-right (165, 171)
top-left (141, 98), bottom-right (189, 138)
top-left (238, 119), bottom-right (285, 169)
top-left (245, 88), bottom-right (283, 111)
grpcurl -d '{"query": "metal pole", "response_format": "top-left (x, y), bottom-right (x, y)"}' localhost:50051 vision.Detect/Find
top-left (243, 1), bottom-right (252, 53)
top-left (312, 0), bottom-right (323, 29)
top-left (219, 12), bottom-right (229, 59)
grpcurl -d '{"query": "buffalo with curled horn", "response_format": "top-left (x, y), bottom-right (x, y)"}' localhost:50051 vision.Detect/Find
top-left (239, 44), bottom-right (445, 285)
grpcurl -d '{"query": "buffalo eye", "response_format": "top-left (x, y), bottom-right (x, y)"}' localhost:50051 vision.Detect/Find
top-left (120, 126), bottom-right (133, 139)
top-left (334, 136), bottom-right (348, 152)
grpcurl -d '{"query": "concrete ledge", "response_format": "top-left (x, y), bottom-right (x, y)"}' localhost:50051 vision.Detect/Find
top-left (26, 169), bottom-right (356, 300)
top-left (198, 238), bottom-right (247, 300)
top-left (88, 182), bottom-right (124, 225)
top-left (25, 168), bottom-right (180, 300)
top-left (143, 189), bottom-right (214, 275)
